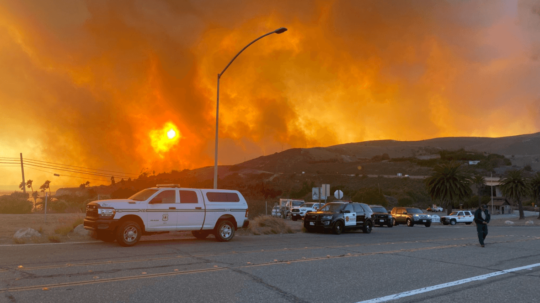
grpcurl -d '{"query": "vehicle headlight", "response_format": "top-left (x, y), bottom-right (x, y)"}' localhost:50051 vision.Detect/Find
top-left (414, 214), bottom-right (419, 217)
top-left (428, 215), bottom-right (432, 218)
top-left (322, 215), bottom-right (333, 220)
top-left (98, 208), bottom-right (116, 218)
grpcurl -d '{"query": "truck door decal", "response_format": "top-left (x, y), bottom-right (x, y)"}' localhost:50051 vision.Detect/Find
top-left (162, 214), bottom-right (168, 221)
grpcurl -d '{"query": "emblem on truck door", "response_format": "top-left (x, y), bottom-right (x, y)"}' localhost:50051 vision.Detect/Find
top-left (162, 214), bottom-right (168, 221)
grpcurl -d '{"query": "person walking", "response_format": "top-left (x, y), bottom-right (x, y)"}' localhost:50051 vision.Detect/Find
top-left (474, 204), bottom-right (491, 247)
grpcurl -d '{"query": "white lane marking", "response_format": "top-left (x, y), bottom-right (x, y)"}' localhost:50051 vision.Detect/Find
top-left (358, 263), bottom-right (540, 303)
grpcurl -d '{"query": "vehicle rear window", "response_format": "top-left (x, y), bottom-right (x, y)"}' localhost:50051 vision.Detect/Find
top-left (180, 190), bottom-right (198, 203)
top-left (206, 192), bottom-right (240, 202)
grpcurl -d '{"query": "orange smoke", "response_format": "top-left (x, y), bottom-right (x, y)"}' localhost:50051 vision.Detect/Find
top-left (0, 0), bottom-right (539, 188)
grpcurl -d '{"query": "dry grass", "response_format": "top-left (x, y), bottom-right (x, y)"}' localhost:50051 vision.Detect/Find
top-left (48, 235), bottom-right (61, 243)
top-left (55, 217), bottom-right (86, 235)
top-left (12, 238), bottom-right (25, 244)
top-left (0, 213), bottom-right (85, 244)
top-left (54, 225), bottom-right (73, 236)
top-left (248, 216), bottom-right (294, 235)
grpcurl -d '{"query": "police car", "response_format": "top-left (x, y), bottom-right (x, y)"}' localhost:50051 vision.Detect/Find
top-left (303, 202), bottom-right (374, 234)
top-left (83, 185), bottom-right (249, 246)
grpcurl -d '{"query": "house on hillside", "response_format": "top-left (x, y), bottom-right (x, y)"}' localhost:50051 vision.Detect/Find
top-left (490, 198), bottom-right (512, 214)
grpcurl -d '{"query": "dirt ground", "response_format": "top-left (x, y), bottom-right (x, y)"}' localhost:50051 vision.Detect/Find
top-left (0, 213), bottom-right (86, 244)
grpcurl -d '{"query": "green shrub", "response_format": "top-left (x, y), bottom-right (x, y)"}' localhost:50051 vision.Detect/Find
top-left (0, 192), bottom-right (32, 214)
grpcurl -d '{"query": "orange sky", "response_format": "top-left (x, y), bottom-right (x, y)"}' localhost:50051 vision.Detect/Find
top-left (0, 0), bottom-right (539, 190)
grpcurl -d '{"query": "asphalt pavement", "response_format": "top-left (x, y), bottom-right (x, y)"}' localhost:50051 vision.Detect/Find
top-left (1, 224), bottom-right (539, 303)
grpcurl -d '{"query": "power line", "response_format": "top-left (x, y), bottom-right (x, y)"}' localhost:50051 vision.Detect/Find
top-left (0, 160), bottom-right (137, 178)
top-left (24, 166), bottom-right (114, 182)
top-left (0, 157), bottom-right (139, 176)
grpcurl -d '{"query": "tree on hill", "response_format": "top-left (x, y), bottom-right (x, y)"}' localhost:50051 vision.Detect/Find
top-left (425, 162), bottom-right (472, 215)
top-left (499, 170), bottom-right (530, 220)
top-left (530, 172), bottom-right (540, 219)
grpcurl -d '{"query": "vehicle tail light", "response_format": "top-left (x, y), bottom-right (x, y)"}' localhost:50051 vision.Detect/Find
top-left (245, 209), bottom-right (249, 218)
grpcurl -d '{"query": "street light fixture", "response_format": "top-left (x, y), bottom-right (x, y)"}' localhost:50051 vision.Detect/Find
top-left (213, 27), bottom-right (288, 189)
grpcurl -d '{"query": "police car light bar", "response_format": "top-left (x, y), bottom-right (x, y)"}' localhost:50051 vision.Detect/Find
top-left (156, 184), bottom-right (180, 188)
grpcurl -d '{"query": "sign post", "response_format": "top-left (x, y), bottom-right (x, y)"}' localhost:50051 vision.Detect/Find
top-left (44, 192), bottom-right (48, 224)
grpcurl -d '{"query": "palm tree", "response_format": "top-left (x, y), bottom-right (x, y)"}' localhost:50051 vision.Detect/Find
top-left (472, 174), bottom-right (485, 208)
top-left (529, 172), bottom-right (540, 219)
top-left (39, 180), bottom-right (51, 197)
top-left (19, 181), bottom-right (25, 191)
top-left (425, 162), bottom-right (473, 215)
top-left (26, 180), bottom-right (37, 209)
top-left (499, 170), bottom-right (530, 220)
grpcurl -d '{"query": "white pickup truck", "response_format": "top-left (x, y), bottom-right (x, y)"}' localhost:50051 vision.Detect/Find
top-left (290, 202), bottom-right (322, 221)
top-left (83, 185), bottom-right (249, 246)
top-left (440, 211), bottom-right (474, 225)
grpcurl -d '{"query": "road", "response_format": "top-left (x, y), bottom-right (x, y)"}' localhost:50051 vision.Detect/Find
top-left (1, 225), bottom-right (539, 303)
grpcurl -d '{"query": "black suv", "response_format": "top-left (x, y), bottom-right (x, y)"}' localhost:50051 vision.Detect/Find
top-left (391, 207), bottom-right (432, 227)
top-left (369, 205), bottom-right (393, 228)
top-left (303, 202), bottom-right (373, 234)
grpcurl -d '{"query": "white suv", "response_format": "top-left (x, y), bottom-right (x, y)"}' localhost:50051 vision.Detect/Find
top-left (441, 211), bottom-right (474, 225)
top-left (84, 185), bottom-right (249, 246)
top-left (290, 203), bottom-right (322, 221)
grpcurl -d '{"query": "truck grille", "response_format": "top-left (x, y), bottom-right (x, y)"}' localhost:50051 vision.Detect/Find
top-left (292, 209), bottom-right (300, 213)
top-left (86, 204), bottom-right (98, 219)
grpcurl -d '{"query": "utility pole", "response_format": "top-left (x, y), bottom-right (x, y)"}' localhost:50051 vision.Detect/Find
top-left (20, 153), bottom-right (26, 194)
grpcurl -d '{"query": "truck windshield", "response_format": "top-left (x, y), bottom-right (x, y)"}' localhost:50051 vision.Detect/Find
top-left (129, 189), bottom-right (159, 201)
top-left (319, 203), bottom-right (344, 213)
top-left (292, 201), bottom-right (304, 207)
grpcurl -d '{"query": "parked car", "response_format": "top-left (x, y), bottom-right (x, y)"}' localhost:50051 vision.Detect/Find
top-left (84, 184), bottom-right (249, 246)
top-left (441, 211), bottom-right (474, 225)
top-left (391, 207), bottom-right (432, 227)
top-left (369, 205), bottom-right (393, 227)
top-left (291, 202), bottom-right (322, 221)
top-left (303, 202), bottom-right (373, 234)
top-left (271, 206), bottom-right (281, 217)
top-left (431, 206), bottom-right (443, 212)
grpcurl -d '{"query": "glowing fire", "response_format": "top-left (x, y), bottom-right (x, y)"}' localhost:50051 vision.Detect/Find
top-left (149, 122), bottom-right (181, 157)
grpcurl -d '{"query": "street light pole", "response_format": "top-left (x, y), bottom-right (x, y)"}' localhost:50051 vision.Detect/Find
top-left (213, 27), bottom-right (287, 189)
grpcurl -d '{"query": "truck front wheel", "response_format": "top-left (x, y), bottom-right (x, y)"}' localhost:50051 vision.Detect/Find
top-left (116, 221), bottom-right (142, 247)
top-left (215, 220), bottom-right (235, 242)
